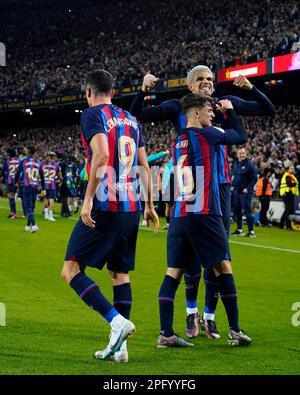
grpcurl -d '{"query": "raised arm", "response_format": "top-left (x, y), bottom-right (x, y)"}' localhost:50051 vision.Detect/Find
top-left (213, 100), bottom-right (248, 145)
top-left (221, 75), bottom-right (276, 116)
top-left (129, 73), bottom-right (181, 123)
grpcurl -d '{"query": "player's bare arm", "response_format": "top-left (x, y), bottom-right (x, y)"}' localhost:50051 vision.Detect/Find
top-left (138, 146), bottom-right (159, 232)
top-left (81, 133), bottom-right (108, 228)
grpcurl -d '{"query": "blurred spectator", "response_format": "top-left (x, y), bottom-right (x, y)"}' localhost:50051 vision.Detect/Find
top-left (279, 165), bottom-right (299, 229)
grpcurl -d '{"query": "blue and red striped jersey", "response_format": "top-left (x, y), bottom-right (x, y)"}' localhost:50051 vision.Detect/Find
top-left (172, 121), bottom-right (246, 218)
top-left (17, 158), bottom-right (44, 189)
top-left (3, 157), bottom-right (20, 185)
top-left (80, 104), bottom-right (144, 212)
top-left (171, 108), bottom-right (231, 184)
top-left (42, 161), bottom-right (60, 190)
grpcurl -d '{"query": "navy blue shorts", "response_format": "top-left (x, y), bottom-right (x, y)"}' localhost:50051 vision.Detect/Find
top-left (219, 183), bottom-right (231, 237)
top-left (46, 189), bottom-right (56, 200)
top-left (167, 215), bottom-right (230, 270)
top-left (65, 211), bottom-right (141, 272)
top-left (7, 184), bottom-right (16, 194)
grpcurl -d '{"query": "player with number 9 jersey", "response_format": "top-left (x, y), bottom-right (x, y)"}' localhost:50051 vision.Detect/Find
top-left (80, 104), bottom-right (145, 213)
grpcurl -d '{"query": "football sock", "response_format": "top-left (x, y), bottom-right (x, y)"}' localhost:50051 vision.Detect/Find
top-left (184, 271), bottom-right (201, 315)
top-left (21, 199), bottom-right (27, 216)
top-left (203, 267), bottom-right (220, 320)
top-left (44, 208), bottom-right (49, 217)
top-left (70, 272), bottom-right (118, 323)
top-left (158, 275), bottom-right (180, 337)
top-left (49, 210), bottom-right (54, 219)
top-left (27, 212), bottom-right (35, 226)
top-left (9, 198), bottom-right (16, 213)
top-left (113, 283), bottom-right (132, 320)
top-left (218, 273), bottom-right (239, 332)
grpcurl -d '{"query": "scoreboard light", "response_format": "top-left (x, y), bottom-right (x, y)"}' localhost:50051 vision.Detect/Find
top-left (264, 79), bottom-right (283, 87)
top-left (144, 95), bottom-right (157, 101)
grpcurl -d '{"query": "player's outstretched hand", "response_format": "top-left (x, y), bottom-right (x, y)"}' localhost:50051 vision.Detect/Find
top-left (216, 99), bottom-right (233, 113)
top-left (233, 75), bottom-right (253, 90)
top-left (81, 199), bottom-right (96, 228)
top-left (142, 73), bottom-right (159, 92)
top-left (144, 207), bottom-right (160, 233)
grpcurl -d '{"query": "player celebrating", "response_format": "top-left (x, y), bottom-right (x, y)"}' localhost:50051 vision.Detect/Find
top-left (2, 149), bottom-right (20, 219)
top-left (15, 147), bottom-right (46, 233)
top-left (130, 66), bottom-right (276, 340)
top-left (61, 70), bottom-right (159, 363)
top-left (43, 151), bottom-right (61, 221)
top-left (158, 93), bottom-right (252, 347)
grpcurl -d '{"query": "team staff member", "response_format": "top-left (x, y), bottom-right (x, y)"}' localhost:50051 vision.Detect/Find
top-left (231, 148), bottom-right (257, 237)
top-left (256, 168), bottom-right (273, 226)
top-left (279, 165), bottom-right (299, 229)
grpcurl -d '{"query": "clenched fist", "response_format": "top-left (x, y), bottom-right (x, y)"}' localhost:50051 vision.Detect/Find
top-left (142, 73), bottom-right (159, 92)
top-left (233, 75), bottom-right (253, 90)
top-left (216, 99), bottom-right (233, 113)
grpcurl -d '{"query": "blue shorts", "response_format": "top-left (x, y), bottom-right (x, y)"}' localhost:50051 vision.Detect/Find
top-left (46, 189), bottom-right (56, 200)
top-left (7, 184), bottom-right (16, 194)
top-left (219, 183), bottom-right (231, 237)
top-left (167, 215), bottom-right (230, 270)
top-left (65, 211), bottom-right (140, 272)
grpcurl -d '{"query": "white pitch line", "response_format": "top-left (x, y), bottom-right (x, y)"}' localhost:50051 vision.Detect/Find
top-left (138, 226), bottom-right (300, 254)
top-left (1, 205), bottom-right (299, 254)
top-left (229, 240), bottom-right (300, 254)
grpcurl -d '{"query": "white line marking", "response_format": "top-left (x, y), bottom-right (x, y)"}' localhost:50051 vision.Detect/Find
top-left (138, 227), bottom-right (300, 254)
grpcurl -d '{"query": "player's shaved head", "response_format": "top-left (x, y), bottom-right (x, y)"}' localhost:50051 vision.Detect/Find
top-left (181, 93), bottom-right (213, 114)
top-left (85, 69), bottom-right (114, 96)
top-left (187, 65), bottom-right (213, 85)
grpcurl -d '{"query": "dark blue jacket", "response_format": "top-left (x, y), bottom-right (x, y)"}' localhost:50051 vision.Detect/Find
top-left (232, 159), bottom-right (257, 193)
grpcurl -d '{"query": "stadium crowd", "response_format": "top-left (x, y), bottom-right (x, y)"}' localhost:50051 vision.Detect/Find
top-left (0, 0), bottom-right (299, 100)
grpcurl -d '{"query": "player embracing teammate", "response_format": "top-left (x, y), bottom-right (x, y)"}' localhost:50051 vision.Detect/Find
top-left (130, 66), bottom-right (275, 341)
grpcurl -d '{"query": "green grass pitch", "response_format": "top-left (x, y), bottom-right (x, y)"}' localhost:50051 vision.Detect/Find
top-left (0, 197), bottom-right (299, 375)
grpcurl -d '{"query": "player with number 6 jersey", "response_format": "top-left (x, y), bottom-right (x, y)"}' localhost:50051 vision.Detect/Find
top-left (158, 94), bottom-right (252, 348)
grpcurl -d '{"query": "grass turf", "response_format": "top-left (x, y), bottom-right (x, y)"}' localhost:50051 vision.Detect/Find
top-left (0, 197), bottom-right (299, 375)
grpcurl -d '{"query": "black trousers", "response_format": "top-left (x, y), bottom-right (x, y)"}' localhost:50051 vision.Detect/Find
top-left (60, 184), bottom-right (71, 216)
top-left (280, 192), bottom-right (294, 229)
top-left (259, 196), bottom-right (270, 225)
